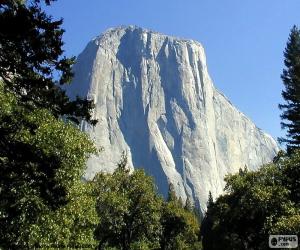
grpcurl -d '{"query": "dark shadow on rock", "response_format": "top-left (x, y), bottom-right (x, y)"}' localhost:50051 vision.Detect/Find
top-left (116, 28), bottom-right (169, 197)
top-left (156, 38), bottom-right (196, 178)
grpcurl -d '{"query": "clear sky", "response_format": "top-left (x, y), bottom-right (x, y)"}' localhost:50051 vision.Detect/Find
top-left (46, 0), bottom-right (300, 142)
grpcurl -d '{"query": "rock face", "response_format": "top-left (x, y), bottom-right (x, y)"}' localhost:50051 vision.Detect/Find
top-left (67, 26), bottom-right (279, 212)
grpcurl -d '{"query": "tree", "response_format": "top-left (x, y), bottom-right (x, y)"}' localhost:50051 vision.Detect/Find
top-left (27, 181), bottom-right (99, 249)
top-left (207, 191), bottom-right (213, 209)
top-left (93, 159), bottom-right (163, 250)
top-left (160, 200), bottom-right (201, 250)
top-left (279, 25), bottom-right (300, 152)
top-left (0, 0), bottom-right (96, 124)
top-left (160, 184), bottom-right (201, 250)
top-left (0, 1), bottom-right (98, 247)
top-left (0, 82), bottom-right (97, 248)
top-left (201, 151), bottom-right (300, 250)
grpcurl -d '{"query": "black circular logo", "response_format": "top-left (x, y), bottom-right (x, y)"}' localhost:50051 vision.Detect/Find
top-left (271, 237), bottom-right (278, 246)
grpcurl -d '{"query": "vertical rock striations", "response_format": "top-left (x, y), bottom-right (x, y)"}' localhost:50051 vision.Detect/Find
top-left (67, 26), bottom-right (279, 212)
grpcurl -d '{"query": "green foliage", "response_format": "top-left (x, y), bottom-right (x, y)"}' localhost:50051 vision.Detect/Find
top-left (0, 82), bottom-right (201, 249)
top-left (0, 83), bottom-right (97, 248)
top-left (160, 199), bottom-right (202, 250)
top-left (93, 161), bottom-right (202, 250)
top-left (160, 186), bottom-right (201, 250)
top-left (93, 159), bottom-right (163, 250)
top-left (279, 25), bottom-right (300, 152)
top-left (201, 150), bottom-right (300, 250)
top-left (0, 0), bottom-right (96, 124)
top-left (28, 181), bottom-right (99, 249)
top-left (0, 1), bottom-right (99, 248)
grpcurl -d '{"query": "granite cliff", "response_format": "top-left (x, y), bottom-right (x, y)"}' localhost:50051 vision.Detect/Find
top-left (67, 26), bottom-right (279, 212)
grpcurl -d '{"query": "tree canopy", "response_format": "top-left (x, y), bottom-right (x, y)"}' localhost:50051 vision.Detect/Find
top-left (201, 150), bottom-right (300, 250)
top-left (0, 82), bottom-right (97, 248)
top-left (93, 158), bottom-right (163, 250)
top-left (93, 160), bottom-right (202, 250)
top-left (0, 1), bottom-right (98, 248)
top-left (159, 183), bottom-right (202, 250)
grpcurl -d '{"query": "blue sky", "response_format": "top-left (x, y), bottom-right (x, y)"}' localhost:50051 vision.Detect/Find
top-left (47, 0), bottom-right (300, 141)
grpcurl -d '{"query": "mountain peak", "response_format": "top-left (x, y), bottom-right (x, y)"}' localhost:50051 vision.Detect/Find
top-left (92, 25), bottom-right (203, 50)
top-left (67, 27), bottom-right (279, 212)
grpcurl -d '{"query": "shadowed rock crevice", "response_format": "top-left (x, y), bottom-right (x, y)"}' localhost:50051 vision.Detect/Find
top-left (116, 29), bottom-right (169, 197)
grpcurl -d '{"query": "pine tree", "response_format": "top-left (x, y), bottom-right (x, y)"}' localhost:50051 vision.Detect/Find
top-left (0, 0), bottom-right (96, 124)
top-left (207, 191), bottom-right (213, 208)
top-left (279, 25), bottom-right (300, 152)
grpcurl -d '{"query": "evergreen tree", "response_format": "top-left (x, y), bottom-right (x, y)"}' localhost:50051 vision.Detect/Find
top-left (0, 0), bottom-right (96, 124)
top-left (207, 192), bottom-right (213, 206)
top-left (279, 25), bottom-right (300, 152)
